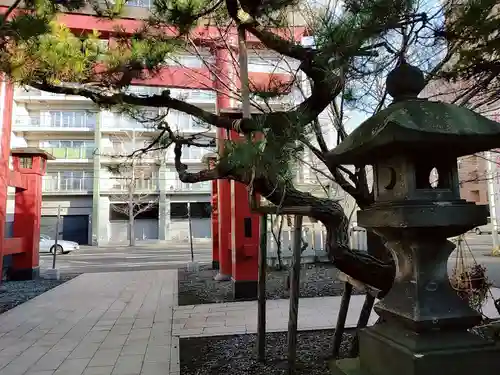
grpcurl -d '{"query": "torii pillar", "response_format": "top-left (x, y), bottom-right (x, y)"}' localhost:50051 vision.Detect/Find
top-left (0, 77), bottom-right (55, 280)
top-left (9, 148), bottom-right (55, 280)
top-left (0, 78), bottom-right (14, 280)
top-left (213, 47), bottom-right (260, 299)
top-left (216, 113), bottom-right (260, 299)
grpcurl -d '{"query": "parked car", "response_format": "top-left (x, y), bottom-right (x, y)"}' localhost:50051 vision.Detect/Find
top-left (472, 217), bottom-right (500, 235)
top-left (39, 234), bottom-right (79, 254)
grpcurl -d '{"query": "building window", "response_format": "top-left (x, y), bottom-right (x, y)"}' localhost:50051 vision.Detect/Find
top-left (165, 54), bottom-right (205, 68)
top-left (169, 202), bottom-right (211, 218)
top-left (248, 56), bottom-right (295, 74)
top-left (190, 202), bottom-right (211, 218)
top-left (43, 170), bottom-right (93, 192)
top-left (470, 190), bottom-right (480, 203)
top-left (46, 111), bottom-right (97, 129)
top-left (126, 0), bottom-right (153, 8)
top-left (171, 203), bottom-right (188, 218)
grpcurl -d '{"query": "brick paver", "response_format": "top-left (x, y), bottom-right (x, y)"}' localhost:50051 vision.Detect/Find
top-left (0, 271), bottom-right (178, 375)
top-left (173, 287), bottom-right (500, 338)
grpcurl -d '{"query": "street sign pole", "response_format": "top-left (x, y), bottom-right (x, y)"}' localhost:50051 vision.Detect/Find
top-left (52, 205), bottom-right (61, 269)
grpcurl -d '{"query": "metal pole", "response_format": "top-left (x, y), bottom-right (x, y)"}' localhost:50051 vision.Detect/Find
top-left (188, 202), bottom-right (194, 262)
top-left (52, 205), bottom-right (61, 269)
top-left (287, 215), bottom-right (303, 375)
top-left (238, 26), bottom-right (250, 119)
top-left (91, 112), bottom-right (101, 246)
top-left (486, 151), bottom-right (500, 254)
top-left (258, 214), bottom-right (267, 362)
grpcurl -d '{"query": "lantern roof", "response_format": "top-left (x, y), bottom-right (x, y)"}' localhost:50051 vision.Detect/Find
top-left (327, 63), bottom-right (500, 165)
top-left (11, 147), bottom-right (56, 160)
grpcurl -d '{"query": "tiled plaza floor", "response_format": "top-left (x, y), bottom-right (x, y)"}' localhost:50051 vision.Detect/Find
top-left (172, 288), bottom-right (500, 338)
top-left (0, 270), bottom-right (499, 374)
top-left (0, 271), bottom-right (178, 375)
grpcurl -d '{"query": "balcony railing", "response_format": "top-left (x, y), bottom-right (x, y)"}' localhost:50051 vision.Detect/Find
top-left (125, 86), bottom-right (216, 104)
top-left (168, 181), bottom-right (211, 193)
top-left (107, 178), bottom-right (159, 193)
top-left (15, 112), bottom-right (98, 130)
top-left (43, 147), bottom-right (95, 159)
top-left (169, 89), bottom-right (216, 103)
top-left (101, 147), bottom-right (163, 160)
top-left (42, 176), bottom-right (93, 193)
top-left (14, 87), bottom-right (88, 100)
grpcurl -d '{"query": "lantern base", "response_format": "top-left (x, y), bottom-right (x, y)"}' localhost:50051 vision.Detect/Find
top-left (330, 323), bottom-right (500, 375)
top-left (9, 266), bottom-right (40, 281)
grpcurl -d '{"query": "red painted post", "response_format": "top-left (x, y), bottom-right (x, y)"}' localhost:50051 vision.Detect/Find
top-left (214, 47), bottom-right (233, 281)
top-left (10, 150), bottom-right (54, 280)
top-left (230, 131), bottom-right (261, 299)
top-left (0, 78), bottom-right (14, 281)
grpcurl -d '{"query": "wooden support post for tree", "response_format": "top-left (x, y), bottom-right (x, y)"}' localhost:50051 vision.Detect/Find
top-left (257, 213), bottom-right (267, 362)
top-left (348, 294), bottom-right (376, 357)
top-left (250, 201), bottom-right (313, 369)
top-left (287, 214), bottom-right (303, 375)
top-left (332, 282), bottom-right (353, 358)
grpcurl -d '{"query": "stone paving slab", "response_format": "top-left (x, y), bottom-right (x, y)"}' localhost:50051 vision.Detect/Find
top-left (173, 287), bottom-right (500, 338)
top-left (0, 271), bottom-right (178, 375)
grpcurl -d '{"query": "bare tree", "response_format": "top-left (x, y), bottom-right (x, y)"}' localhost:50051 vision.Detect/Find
top-left (106, 130), bottom-right (159, 246)
top-left (109, 161), bottom-right (158, 246)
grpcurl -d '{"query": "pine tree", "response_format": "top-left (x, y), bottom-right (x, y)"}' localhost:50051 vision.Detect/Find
top-left (0, 0), bottom-right (493, 293)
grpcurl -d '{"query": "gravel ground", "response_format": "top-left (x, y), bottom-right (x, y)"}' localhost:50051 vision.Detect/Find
top-left (180, 329), bottom-right (354, 375)
top-left (0, 275), bottom-right (76, 314)
top-left (178, 263), bottom-right (364, 305)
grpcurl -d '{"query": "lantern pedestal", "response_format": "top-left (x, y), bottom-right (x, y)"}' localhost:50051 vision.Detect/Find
top-left (330, 201), bottom-right (500, 375)
top-left (331, 325), bottom-right (500, 375)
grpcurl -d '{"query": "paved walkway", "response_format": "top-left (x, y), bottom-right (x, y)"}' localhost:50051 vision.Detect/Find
top-left (0, 271), bottom-right (178, 375)
top-left (172, 288), bottom-right (500, 338)
top-left (0, 270), bottom-right (499, 375)
top-left (173, 295), bottom-right (379, 338)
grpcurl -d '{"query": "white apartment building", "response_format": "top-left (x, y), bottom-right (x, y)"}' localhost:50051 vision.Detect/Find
top-left (6, 47), bottom-right (356, 246)
top-left (8, 83), bottom-right (217, 245)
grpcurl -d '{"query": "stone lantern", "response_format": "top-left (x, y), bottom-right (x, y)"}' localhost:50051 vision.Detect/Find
top-left (328, 62), bottom-right (500, 375)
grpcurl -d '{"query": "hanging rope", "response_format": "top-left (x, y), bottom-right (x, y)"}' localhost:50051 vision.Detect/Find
top-left (450, 235), bottom-right (498, 317)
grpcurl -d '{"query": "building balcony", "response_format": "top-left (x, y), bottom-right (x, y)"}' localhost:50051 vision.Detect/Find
top-left (14, 112), bottom-right (98, 132)
top-left (105, 180), bottom-right (159, 194)
top-left (14, 85), bottom-right (216, 105)
top-left (125, 86), bottom-right (216, 105)
top-left (14, 87), bottom-right (89, 103)
top-left (42, 176), bottom-right (93, 195)
top-left (43, 147), bottom-right (95, 161)
top-left (101, 117), bottom-right (160, 132)
top-left (167, 181), bottom-right (211, 194)
top-left (100, 147), bottom-right (164, 162)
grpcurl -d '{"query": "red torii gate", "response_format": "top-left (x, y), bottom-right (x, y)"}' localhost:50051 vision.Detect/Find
top-left (0, 79), bottom-right (53, 281)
